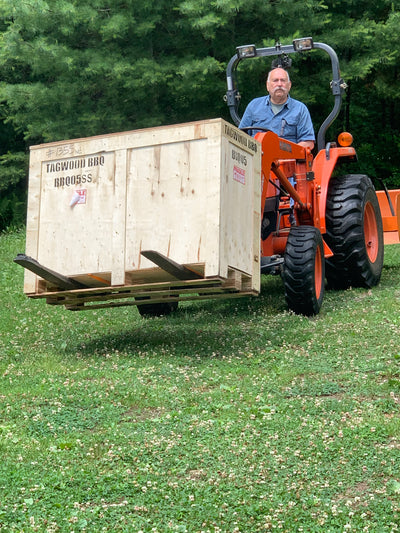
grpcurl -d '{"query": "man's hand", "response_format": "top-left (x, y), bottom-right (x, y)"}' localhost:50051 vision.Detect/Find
top-left (298, 140), bottom-right (315, 150)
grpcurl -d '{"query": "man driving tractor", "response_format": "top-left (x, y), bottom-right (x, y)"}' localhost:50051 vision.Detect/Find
top-left (239, 67), bottom-right (315, 150)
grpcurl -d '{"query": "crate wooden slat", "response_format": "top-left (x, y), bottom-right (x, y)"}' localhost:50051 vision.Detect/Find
top-left (23, 118), bottom-right (261, 309)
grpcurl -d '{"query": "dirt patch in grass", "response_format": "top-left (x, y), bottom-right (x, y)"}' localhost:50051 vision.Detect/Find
top-left (335, 481), bottom-right (371, 507)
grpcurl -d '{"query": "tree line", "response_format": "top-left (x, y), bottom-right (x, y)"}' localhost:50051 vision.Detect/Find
top-left (0, 0), bottom-right (399, 230)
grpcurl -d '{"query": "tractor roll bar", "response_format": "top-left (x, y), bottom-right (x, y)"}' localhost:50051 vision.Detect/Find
top-left (225, 39), bottom-right (347, 152)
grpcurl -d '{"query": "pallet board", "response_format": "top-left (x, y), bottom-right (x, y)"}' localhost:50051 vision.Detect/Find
top-left (23, 118), bottom-right (262, 309)
top-left (29, 267), bottom-right (255, 311)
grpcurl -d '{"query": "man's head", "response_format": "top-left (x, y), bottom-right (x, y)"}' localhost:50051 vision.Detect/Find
top-left (266, 68), bottom-right (291, 105)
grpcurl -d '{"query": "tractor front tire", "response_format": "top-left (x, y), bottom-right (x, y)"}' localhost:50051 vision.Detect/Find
top-left (283, 226), bottom-right (325, 316)
top-left (325, 174), bottom-right (384, 290)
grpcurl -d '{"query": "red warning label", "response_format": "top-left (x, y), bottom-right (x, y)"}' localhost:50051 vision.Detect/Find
top-left (233, 165), bottom-right (246, 185)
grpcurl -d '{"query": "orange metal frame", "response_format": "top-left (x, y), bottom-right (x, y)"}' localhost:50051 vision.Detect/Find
top-left (256, 130), bottom-right (358, 259)
top-left (376, 189), bottom-right (400, 245)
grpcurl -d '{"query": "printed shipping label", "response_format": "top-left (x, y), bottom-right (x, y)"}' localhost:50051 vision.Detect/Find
top-left (70, 189), bottom-right (87, 207)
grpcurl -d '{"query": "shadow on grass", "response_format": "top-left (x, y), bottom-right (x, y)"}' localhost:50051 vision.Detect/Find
top-left (63, 276), bottom-right (293, 359)
top-left (58, 245), bottom-right (400, 359)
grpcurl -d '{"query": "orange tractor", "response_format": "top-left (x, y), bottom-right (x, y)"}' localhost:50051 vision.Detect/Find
top-left (14, 37), bottom-right (399, 318)
top-left (226, 36), bottom-right (396, 315)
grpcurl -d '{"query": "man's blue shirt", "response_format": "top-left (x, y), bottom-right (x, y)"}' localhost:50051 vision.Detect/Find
top-left (238, 95), bottom-right (315, 143)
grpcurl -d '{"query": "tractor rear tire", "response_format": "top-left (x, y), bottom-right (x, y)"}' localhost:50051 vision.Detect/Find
top-left (325, 174), bottom-right (384, 290)
top-left (283, 226), bottom-right (325, 316)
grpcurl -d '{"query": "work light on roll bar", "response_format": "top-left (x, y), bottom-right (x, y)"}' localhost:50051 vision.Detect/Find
top-left (292, 37), bottom-right (314, 51)
top-left (236, 45), bottom-right (257, 58)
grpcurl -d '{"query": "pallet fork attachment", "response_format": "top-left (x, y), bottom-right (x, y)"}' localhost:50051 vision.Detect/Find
top-left (140, 250), bottom-right (203, 281)
top-left (14, 254), bottom-right (89, 290)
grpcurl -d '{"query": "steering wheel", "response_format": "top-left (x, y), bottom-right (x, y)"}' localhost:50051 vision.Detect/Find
top-left (239, 126), bottom-right (272, 134)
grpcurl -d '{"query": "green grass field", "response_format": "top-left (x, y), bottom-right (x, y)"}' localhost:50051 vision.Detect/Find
top-left (1, 229), bottom-right (399, 532)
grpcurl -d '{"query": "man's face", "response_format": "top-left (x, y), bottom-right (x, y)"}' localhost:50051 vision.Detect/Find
top-left (266, 68), bottom-right (291, 104)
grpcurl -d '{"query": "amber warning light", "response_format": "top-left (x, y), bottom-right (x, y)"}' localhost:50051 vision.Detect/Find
top-left (337, 132), bottom-right (353, 147)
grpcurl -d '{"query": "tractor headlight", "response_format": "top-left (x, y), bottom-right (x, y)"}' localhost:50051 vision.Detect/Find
top-left (236, 45), bottom-right (256, 58)
top-left (293, 37), bottom-right (314, 51)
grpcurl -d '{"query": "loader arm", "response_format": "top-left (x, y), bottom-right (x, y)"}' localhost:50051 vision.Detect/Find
top-left (255, 130), bottom-right (313, 216)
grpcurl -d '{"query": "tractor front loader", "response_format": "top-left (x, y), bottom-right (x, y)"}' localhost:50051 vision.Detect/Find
top-left (225, 37), bottom-right (385, 315)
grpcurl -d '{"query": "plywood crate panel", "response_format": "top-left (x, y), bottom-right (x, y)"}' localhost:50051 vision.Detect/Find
top-left (24, 118), bottom-right (261, 305)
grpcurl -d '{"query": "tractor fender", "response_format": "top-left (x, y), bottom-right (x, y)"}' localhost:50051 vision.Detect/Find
top-left (398, 192), bottom-right (400, 240)
top-left (312, 146), bottom-right (357, 234)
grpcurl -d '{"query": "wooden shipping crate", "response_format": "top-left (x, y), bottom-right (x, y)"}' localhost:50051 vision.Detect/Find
top-left (23, 118), bottom-right (261, 309)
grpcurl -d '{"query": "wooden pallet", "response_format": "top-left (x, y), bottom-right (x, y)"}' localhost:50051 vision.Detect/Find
top-left (28, 267), bottom-right (257, 311)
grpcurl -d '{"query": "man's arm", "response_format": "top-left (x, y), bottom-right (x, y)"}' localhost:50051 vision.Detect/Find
top-left (238, 104), bottom-right (253, 129)
top-left (296, 103), bottom-right (315, 150)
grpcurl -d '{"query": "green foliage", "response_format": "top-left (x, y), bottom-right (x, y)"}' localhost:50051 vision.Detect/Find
top-left (1, 229), bottom-right (400, 531)
top-left (0, 0), bottom-right (400, 230)
top-left (0, 151), bottom-right (27, 192)
top-left (0, 0), bottom-right (228, 142)
top-left (0, 189), bottom-right (26, 229)
top-left (0, 152), bottom-right (28, 229)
